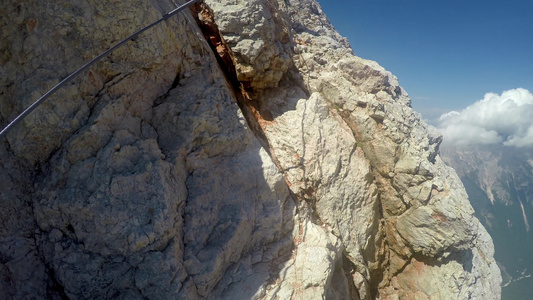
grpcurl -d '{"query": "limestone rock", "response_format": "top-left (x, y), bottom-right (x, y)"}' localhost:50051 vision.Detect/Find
top-left (0, 0), bottom-right (500, 299)
top-left (200, 0), bottom-right (501, 298)
top-left (201, 0), bottom-right (292, 94)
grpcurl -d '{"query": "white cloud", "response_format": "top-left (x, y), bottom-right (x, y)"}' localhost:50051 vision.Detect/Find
top-left (438, 88), bottom-right (533, 147)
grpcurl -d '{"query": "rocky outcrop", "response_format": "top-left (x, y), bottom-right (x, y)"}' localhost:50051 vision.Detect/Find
top-left (0, 0), bottom-right (500, 299)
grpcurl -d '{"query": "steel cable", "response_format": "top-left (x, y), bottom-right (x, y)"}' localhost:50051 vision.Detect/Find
top-left (0, 0), bottom-right (200, 138)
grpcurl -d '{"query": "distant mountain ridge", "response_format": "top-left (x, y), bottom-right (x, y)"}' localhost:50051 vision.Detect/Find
top-left (441, 143), bottom-right (533, 299)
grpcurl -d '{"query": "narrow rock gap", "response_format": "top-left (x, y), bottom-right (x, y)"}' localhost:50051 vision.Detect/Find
top-left (341, 252), bottom-right (361, 300)
top-left (169, 72), bottom-right (180, 90)
top-left (44, 261), bottom-right (69, 299)
top-left (179, 168), bottom-right (197, 293)
top-left (188, 2), bottom-right (324, 222)
top-left (189, 3), bottom-right (240, 92)
top-left (187, 2), bottom-right (286, 176)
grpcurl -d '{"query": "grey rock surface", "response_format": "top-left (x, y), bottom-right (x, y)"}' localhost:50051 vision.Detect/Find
top-left (0, 0), bottom-right (500, 299)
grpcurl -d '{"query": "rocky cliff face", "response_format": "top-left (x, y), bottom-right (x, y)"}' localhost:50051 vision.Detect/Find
top-left (0, 0), bottom-right (501, 299)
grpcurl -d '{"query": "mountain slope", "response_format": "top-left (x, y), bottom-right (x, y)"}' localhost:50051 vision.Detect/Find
top-left (441, 144), bottom-right (533, 299)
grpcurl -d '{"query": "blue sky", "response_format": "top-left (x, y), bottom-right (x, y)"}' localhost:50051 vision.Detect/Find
top-left (319, 1), bottom-right (533, 122)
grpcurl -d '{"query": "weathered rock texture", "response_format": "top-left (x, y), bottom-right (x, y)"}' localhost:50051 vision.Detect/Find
top-left (0, 0), bottom-right (501, 299)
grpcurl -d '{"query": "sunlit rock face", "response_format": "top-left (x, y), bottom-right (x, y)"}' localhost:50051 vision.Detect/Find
top-left (0, 0), bottom-right (500, 299)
